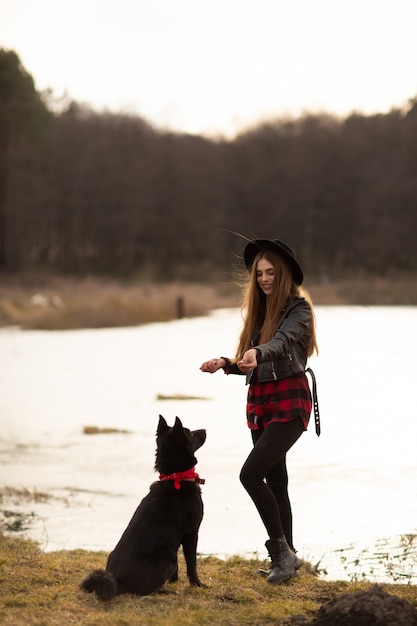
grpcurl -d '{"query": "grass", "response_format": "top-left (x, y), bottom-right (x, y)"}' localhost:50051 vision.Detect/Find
top-left (0, 536), bottom-right (416, 625)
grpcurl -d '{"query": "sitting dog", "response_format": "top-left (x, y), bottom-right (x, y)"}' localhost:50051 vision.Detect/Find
top-left (80, 414), bottom-right (206, 599)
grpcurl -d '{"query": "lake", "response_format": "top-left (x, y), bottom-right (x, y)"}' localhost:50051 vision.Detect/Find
top-left (1, 306), bottom-right (416, 583)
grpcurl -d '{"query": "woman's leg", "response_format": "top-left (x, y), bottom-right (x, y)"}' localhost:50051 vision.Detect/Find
top-left (266, 455), bottom-right (294, 549)
top-left (239, 419), bottom-right (304, 540)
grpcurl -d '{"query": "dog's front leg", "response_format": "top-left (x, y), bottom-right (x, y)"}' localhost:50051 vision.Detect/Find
top-left (181, 531), bottom-right (206, 588)
top-left (168, 558), bottom-right (179, 583)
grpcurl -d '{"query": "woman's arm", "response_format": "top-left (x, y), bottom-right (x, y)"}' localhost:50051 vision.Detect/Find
top-left (256, 299), bottom-right (311, 363)
top-left (200, 357), bottom-right (246, 376)
top-left (200, 358), bottom-right (227, 373)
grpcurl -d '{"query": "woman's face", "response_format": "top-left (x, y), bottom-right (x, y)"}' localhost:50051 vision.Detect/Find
top-left (256, 257), bottom-right (275, 295)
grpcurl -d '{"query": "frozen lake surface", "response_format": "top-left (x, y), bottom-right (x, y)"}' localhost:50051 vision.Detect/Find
top-left (1, 306), bottom-right (416, 583)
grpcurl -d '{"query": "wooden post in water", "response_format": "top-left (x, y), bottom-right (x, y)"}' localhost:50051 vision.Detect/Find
top-left (176, 295), bottom-right (185, 319)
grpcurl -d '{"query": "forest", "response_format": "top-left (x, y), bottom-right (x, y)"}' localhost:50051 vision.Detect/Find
top-left (1, 48), bottom-right (416, 281)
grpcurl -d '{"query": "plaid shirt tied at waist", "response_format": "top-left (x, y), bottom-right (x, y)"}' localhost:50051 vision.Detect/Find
top-left (246, 367), bottom-right (320, 436)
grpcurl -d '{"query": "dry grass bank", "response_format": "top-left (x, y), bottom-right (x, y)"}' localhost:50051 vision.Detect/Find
top-left (0, 272), bottom-right (416, 330)
top-left (0, 275), bottom-right (240, 330)
top-left (1, 536), bottom-right (416, 626)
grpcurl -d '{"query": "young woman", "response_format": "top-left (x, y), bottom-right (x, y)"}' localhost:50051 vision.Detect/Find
top-left (200, 238), bottom-right (319, 584)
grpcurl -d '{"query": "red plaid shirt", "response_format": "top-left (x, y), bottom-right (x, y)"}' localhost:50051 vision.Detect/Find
top-left (246, 369), bottom-right (312, 431)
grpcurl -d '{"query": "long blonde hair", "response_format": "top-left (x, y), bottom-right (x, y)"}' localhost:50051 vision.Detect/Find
top-left (234, 250), bottom-right (318, 361)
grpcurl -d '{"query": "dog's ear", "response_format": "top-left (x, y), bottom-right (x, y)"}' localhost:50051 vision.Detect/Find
top-left (173, 416), bottom-right (184, 431)
top-left (157, 414), bottom-right (169, 435)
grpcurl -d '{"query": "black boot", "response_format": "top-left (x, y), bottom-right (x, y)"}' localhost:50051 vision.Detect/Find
top-left (257, 544), bottom-right (301, 578)
top-left (264, 536), bottom-right (298, 584)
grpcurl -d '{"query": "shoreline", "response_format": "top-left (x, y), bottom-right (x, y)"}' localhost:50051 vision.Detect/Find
top-left (1, 272), bottom-right (416, 330)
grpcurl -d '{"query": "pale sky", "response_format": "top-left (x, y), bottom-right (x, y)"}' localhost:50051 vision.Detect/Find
top-left (1, 0), bottom-right (417, 137)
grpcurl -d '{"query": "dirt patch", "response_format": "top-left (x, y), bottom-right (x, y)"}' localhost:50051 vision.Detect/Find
top-left (316, 584), bottom-right (417, 625)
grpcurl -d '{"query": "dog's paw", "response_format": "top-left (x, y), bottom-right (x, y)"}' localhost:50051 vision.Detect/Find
top-left (190, 580), bottom-right (207, 589)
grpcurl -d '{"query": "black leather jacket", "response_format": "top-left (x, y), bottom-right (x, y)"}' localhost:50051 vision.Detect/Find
top-left (225, 297), bottom-right (311, 384)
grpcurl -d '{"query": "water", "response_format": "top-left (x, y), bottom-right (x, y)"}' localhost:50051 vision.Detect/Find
top-left (1, 306), bottom-right (416, 583)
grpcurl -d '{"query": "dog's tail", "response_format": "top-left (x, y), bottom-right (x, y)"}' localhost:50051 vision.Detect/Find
top-left (80, 569), bottom-right (118, 601)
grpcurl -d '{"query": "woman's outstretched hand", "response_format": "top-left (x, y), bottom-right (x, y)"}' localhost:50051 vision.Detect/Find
top-left (200, 358), bottom-right (226, 373)
top-left (237, 348), bottom-right (258, 373)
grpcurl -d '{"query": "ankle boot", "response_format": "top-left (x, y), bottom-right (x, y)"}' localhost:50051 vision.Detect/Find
top-left (257, 545), bottom-right (301, 578)
top-left (257, 554), bottom-right (301, 577)
top-left (264, 536), bottom-right (297, 584)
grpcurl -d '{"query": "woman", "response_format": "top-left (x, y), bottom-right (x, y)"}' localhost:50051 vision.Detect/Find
top-left (200, 238), bottom-right (319, 585)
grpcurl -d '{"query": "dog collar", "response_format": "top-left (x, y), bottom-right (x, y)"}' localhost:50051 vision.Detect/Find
top-left (159, 467), bottom-right (205, 490)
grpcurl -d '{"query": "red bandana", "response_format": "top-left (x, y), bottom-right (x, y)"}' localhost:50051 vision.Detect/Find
top-left (159, 467), bottom-right (205, 490)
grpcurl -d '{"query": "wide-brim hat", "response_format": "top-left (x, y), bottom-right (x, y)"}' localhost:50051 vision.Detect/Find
top-left (244, 239), bottom-right (304, 285)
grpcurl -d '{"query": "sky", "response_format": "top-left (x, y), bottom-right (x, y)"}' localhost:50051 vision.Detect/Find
top-left (1, 0), bottom-right (417, 137)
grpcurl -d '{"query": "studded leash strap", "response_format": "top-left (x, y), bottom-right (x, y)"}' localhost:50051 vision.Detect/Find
top-left (306, 367), bottom-right (321, 437)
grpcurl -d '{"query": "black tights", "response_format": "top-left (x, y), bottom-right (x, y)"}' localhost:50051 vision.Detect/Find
top-left (239, 419), bottom-right (304, 548)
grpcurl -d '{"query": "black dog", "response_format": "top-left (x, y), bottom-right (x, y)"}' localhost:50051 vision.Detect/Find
top-left (80, 415), bottom-right (206, 599)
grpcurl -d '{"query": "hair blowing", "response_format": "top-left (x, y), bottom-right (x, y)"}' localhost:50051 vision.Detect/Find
top-left (234, 251), bottom-right (318, 362)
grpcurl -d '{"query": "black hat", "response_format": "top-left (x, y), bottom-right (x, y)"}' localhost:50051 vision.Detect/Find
top-left (244, 239), bottom-right (304, 285)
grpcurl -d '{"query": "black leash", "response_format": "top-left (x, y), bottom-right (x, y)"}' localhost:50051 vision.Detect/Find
top-left (306, 367), bottom-right (321, 437)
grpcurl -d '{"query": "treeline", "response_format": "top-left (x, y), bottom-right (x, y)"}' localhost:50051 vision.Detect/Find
top-left (1, 48), bottom-right (417, 280)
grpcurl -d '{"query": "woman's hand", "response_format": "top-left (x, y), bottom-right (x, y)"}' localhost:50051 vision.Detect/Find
top-left (200, 358), bottom-right (226, 373)
top-left (237, 348), bottom-right (258, 373)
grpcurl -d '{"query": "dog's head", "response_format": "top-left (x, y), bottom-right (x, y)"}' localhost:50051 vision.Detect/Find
top-left (154, 415), bottom-right (206, 475)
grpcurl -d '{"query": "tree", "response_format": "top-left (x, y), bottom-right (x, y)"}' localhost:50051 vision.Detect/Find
top-left (0, 49), bottom-right (52, 270)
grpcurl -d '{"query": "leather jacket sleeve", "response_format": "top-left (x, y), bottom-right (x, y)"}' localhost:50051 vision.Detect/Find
top-left (222, 297), bottom-right (312, 382)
